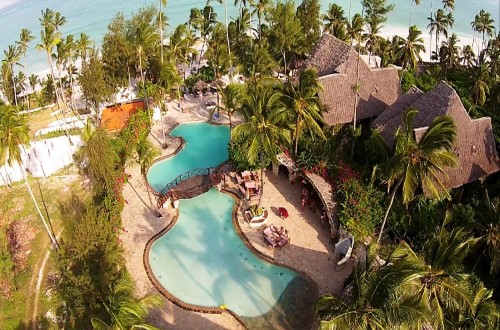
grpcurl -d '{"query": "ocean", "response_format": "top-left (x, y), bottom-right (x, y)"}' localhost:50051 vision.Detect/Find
top-left (0, 0), bottom-right (498, 75)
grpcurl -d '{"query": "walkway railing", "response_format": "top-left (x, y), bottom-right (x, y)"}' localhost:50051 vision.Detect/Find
top-left (157, 167), bottom-right (216, 196)
top-left (154, 166), bottom-right (225, 208)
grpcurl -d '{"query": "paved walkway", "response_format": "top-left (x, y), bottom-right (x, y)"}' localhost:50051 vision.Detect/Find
top-left (120, 100), bottom-right (352, 329)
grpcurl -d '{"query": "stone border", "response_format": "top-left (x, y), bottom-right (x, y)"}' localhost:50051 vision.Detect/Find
top-left (142, 121), bottom-right (319, 329)
top-left (142, 188), bottom-right (320, 330)
top-left (224, 189), bottom-right (320, 301)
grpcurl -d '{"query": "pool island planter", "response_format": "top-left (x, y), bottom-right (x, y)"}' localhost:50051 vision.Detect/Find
top-left (142, 189), bottom-right (319, 330)
top-left (244, 206), bottom-right (269, 228)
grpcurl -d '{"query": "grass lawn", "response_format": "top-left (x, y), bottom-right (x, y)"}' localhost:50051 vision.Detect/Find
top-left (26, 106), bottom-right (58, 137)
top-left (0, 165), bottom-right (88, 329)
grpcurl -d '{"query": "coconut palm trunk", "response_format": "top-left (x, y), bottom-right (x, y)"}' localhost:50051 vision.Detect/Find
top-left (377, 177), bottom-right (403, 244)
top-left (22, 168), bottom-right (59, 249)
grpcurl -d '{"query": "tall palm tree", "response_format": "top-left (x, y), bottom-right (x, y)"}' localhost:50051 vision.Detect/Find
top-left (346, 13), bottom-right (364, 47)
top-left (283, 68), bottom-right (325, 155)
top-left (442, 0), bottom-right (454, 12)
top-left (37, 9), bottom-right (63, 108)
top-left (250, 0), bottom-right (272, 41)
top-left (428, 9), bottom-right (453, 57)
top-left (16, 28), bottom-right (35, 85)
top-left (159, 0), bottom-right (167, 64)
top-left (474, 10), bottom-right (496, 49)
top-left (0, 105), bottom-right (59, 248)
top-left (438, 33), bottom-right (461, 70)
top-left (322, 4), bottom-right (347, 41)
top-left (232, 79), bottom-right (291, 205)
top-left (363, 20), bottom-right (382, 65)
top-left (129, 21), bottom-right (158, 88)
top-left (2, 45), bottom-right (23, 107)
top-left (408, 0), bottom-right (421, 28)
top-left (377, 109), bottom-right (458, 243)
top-left (395, 25), bottom-right (426, 70)
top-left (214, 84), bottom-right (244, 140)
top-left (75, 33), bottom-right (92, 62)
top-left (91, 273), bottom-right (162, 330)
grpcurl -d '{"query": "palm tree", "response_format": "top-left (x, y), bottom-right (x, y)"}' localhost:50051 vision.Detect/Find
top-left (28, 73), bottom-right (39, 109)
top-left (442, 0), bottom-right (454, 12)
top-left (232, 79), bottom-right (291, 205)
top-left (75, 33), bottom-right (92, 62)
top-left (283, 68), bottom-right (325, 155)
top-left (316, 249), bottom-right (429, 329)
top-left (91, 273), bottom-right (162, 330)
top-left (37, 10), bottom-right (63, 108)
top-left (460, 45), bottom-right (476, 68)
top-left (455, 279), bottom-right (500, 330)
top-left (16, 28), bottom-right (35, 83)
top-left (474, 10), bottom-right (496, 49)
top-left (2, 45), bottom-right (23, 107)
top-left (377, 109), bottom-right (458, 244)
top-left (131, 136), bottom-right (160, 207)
top-left (409, 0), bottom-right (421, 28)
top-left (396, 229), bottom-right (479, 329)
top-left (129, 21), bottom-right (158, 88)
top-left (363, 20), bottom-right (382, 65)
top-left (250, 0), bottom-right (273, 41)
top-left (322, 4), bottom-right (347, 41)
top-left (428, 9), bottom-right (453, 57)
top-left (0, 105), bottom-right (59, 248)
top-left (158, 0), bottom-right (167, 64)
top-left (470, 63), bottom-right (490, 106)
top-left (395, 25), bottom-right (426, 70)
top-left (438, 33), bottom-right (461, 70)
top-left (346, 14), bottom-right (364, 47)
top-left (214, 84), bottom-right (244, 139)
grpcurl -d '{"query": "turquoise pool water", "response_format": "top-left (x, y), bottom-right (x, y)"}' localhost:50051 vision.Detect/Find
top-left (147, 122), bottom-right (230, 192)
top-left (147, 122), bottom-right (315, 328)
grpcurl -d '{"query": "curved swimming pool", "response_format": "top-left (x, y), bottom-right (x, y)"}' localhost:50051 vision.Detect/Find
top-left (147, 122), bottom-right (316, 329)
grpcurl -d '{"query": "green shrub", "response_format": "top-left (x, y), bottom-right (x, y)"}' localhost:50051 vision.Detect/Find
top-left (337, 178), bottom-right (384, 241)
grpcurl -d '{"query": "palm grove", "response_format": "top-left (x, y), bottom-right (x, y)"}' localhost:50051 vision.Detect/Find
top-left (0, 0), bottom-right (499, 328)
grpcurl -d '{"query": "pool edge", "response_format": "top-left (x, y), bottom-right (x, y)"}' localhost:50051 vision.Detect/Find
top-left (142, 188), bottom-right (319, 330)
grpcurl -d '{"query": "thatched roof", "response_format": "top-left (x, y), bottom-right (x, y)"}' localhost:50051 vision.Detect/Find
top-left (193, 80), bottom-right (209, 91)
top-left (304, 34), bottom-right (401, 125)
top-left (372, 82), bottom-right (500, 190)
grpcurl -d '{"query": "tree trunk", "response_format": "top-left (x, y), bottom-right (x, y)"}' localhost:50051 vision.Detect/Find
top-left (258, 159), bottom-right (264, 207)
top-left (22, 167), bottom-right (59, 249)
top-left (282, 51), bottom-right (288, 77)
top-left (294, 115), bottom-right (300, 156)
top-left (46, 52), bottom-right (62, 109)
top-left (11, 65), bottom-right (18, 107)
top-left (159, 1), bottom-right (164, 65)
top-left (224, 0), bottom-right (233, 80)
top-left (377, 177), bottom-right (403, 244)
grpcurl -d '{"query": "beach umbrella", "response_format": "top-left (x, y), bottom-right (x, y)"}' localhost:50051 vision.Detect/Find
top-left (194, 80), bottom-right (209, 92)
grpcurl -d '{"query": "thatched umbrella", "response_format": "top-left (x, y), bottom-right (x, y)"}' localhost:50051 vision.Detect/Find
top-left (193, 80), bottom-right (209, 92)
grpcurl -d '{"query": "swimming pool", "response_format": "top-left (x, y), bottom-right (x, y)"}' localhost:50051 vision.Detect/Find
top-left (146, 122), bottom-right (316, 329)
top-left (147, 122), bottom-right (230, 192)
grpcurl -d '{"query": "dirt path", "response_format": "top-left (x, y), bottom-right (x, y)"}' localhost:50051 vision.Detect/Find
top-left (26, 231), bottom-right (62, 329)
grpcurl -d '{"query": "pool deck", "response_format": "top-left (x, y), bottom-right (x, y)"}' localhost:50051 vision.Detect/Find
top-left (120, 97), bottom-right (353, 329)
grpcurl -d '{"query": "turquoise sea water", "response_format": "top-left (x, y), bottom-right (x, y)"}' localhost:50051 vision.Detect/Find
top-left (1, 0), bottom-right (498, 75)
top-left (146, 122), bottom-right (229, 192)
